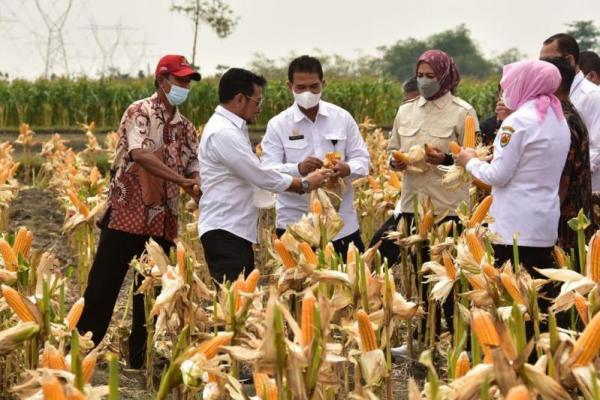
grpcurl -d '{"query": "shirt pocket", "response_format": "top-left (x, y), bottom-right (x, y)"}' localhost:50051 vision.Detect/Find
top-left (323, 131), bottom-right (347, 159)
top-left (284, 138), bottom-right (309, 163)
top-left (424, 126), bottom-right (455, 153)
top-left (396, 126), bottom-right (420, 151)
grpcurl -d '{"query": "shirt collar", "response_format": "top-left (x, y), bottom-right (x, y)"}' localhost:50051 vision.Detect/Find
top-left (151, 93), bottom-right (183, 125)
top-left (292, 101), bottom-right (328, 122)
top-left (417, 91), bottom-right (452, 109)
top-left (215, 105), bottom-right (247, 130)
top-left (570, 71), bottom-right (585, 96)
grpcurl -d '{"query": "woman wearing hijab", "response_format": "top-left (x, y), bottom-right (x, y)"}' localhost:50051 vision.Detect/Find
top-left (456, 60), bottom-right (571, 271)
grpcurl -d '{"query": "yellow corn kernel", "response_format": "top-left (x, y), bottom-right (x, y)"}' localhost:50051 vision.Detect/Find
top-left (500, 273), bottom-right (525, 305)
top-left (65, 298), bottom-right (84, 331)
top-left (455, 351), bottom-right (470, 378)
top-left (442, 251), bottom-right (457, 280)
top-left (463, 115), bottom-right (477, 148)
top-left (468, 195), bottom-right (493, 228)
top-left (273, 239), bottom-right (296, 269)
top-left (67, 190), bottom-right (90, 218)
top-left (195, 333), bottom-right (233, 360)
top-left (465, 230), bottom-right (485, 264)
top-left (1, 285), bottom-right (36, 322)
top-left (0, 239), bottom-right (18, 271)
top-left (357, 309), bottom-right (377, 352)
top-left (448, 141), bottom-right (462, 155)
top-left (466, 273), bottom-right (486, 290)
top-left (301, 291), bottom-right (316, 347)
top-left (41, 376), bottom-right (66, 400)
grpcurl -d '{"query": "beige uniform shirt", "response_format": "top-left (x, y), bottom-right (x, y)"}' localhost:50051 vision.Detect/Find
top-left (388, 92), bottom-right (479, 216)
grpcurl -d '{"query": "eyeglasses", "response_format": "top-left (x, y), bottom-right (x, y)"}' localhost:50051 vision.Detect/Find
top-left (245, 95), bottom-right (263, 107)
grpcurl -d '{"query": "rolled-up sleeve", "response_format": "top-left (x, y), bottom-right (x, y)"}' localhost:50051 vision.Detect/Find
top-left (209, 129), bottom-right (293, 193)
top-left (344, 115), bottom-right (370, 180)
top-left (261, 120), bottom-right (301, 176)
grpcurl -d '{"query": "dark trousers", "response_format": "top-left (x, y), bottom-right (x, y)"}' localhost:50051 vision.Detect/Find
top-left (77, 226), bottom-right (173, 369)
top-left (201, 229), bottom-right (254, 283)
top-left (275, 229), bottom-right (365, 262)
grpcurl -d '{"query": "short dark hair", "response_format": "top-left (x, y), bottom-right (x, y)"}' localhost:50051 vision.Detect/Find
top-left (543, 33), bottom-right (580, 65)
top-left (580, 51), bottom-right (600, 75)
top-left (219, 68), bottom-right (266, 103)
top-left (288, 55), bottom-right (323, 82)
top-left (542, 56), bottom-right (576, 95)
top-left (403, 76), bottom-right (418, 93)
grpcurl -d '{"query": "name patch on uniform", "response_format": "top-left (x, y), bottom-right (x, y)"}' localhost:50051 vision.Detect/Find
top-left (289, 135), bottom-right (305, 140)
top-left (499, 126), bottom-right (513, 147)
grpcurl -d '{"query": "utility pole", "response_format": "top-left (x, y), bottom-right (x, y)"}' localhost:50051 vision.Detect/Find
top-left (35, 0), bottom-right (73, 77)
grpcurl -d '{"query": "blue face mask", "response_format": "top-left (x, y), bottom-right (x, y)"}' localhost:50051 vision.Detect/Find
top-left (164, 83), bottom-right (189, 106)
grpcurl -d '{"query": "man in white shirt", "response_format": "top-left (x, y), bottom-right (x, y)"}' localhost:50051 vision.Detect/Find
top-left (199, 68), bottom-right (330, 282)
top-left (261, 55), bottom-right (370, 257)
top-left (581, 51), bottom-right (600, 86)
top-left (541, 34), bottom-right (600, 190)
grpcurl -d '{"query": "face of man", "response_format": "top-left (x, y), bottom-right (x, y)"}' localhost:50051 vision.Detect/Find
top-left (159, 74), bottom-right (192, 93)
top-left (539, 40), bottom-right (577, 68)
top-left (239, 84), bottom-right (263, 124)
top-left (288, 71), bottom-right (323, 95)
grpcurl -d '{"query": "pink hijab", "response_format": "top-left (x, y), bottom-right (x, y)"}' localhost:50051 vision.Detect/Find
top-left (500, 60), bottom-right (564, 122)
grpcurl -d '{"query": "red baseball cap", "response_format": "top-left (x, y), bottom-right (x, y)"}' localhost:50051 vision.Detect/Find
top-left (155, 55), bottom-right (201, 81)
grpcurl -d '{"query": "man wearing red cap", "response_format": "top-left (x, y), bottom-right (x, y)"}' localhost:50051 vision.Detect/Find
top-left (77, 55), bottom-right (201, 369)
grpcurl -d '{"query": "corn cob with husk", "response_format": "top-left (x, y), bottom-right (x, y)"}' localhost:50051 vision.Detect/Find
top-left (569, 308), bottom-right (600, 366)
top-left (273, 239), bottom-right (296, 269)
top-left (573, 291), bottom-right (589, 326)
top-left (65, 298), bottom-right (84, 331)
top-left (176, 241), bottom-right (186, 277)
top-left (1, 284), bottom-right (41, 324)
top-left (471, 308), bottom-right (500, 363)
top-left (465, 230), bottom-right (485, 264)
top-left (388, 171), bottom-right (401, 189)
top-left (588, 232), bottom-right (600, 282)
top-left (0, 321), bottom-right (40, 354)
top-left (67, 190), bottom-right (90, 218)
top-left (243, 269), bottom-right (261, 293)
top-left (311, 198), bottom-right (323, 216)
top-left (253, 372), bottom-right (278, 400)
top-left (442, 251), bottom-right (457, 280)
top-left (391, 149), bottom-right (411, 164)
top-left (455, 351), bottom-right (470, 378)
top-left (553, 245), bottom-right (568, 268)
top-left (500, 273), bottom-right (526, 305)
top-left (463, 115), bottom-right (477, 148)
top-left (419, 210), bottom-right (433, 238)
top-left (12, 226), bottom-right (32, 257)
top-left (0, 239), bottom-right (18, 271)
top-left (41, 344), bottom-right (69, 370)
top-left (41, 375), bottom-right (67, 400)
top-left (194, 333), bottom-right (233, 359)
top-left (468, 195), bottom-right (492, 228)
top-left (82, 351), bottom-right (98, 384)
top-left (301, 291), bottom-right (316, 347)
top-left (298, 242), bottom-right (317, 267)
top-left (357, 309), bottom-right (377, 351)
top-left (448, 141), bottom-right (462, 155)
top-left (367, 175), bottom-right (380, 190)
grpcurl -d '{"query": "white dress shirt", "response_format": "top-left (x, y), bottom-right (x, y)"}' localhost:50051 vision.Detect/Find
top-left (570, 71), bottom-right (600, 190)
top-left (261, 101), bottom-right (370, 240)
top-left (198, 106), bottom-right (293, 243)
top-left (466, 100), bottom-right (570, 247)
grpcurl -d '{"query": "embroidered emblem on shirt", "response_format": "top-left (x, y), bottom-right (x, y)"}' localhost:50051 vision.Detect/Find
top-left (500, 130), bottom-right (512, 147)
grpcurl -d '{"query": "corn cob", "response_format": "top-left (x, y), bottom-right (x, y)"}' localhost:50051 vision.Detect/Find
top-left (0, 239), bottom-right (18, 271)
top-left (419, 210), bottom-right (433, 238)
top-left (448, 141), bottom-right (462, 155)
top-left (482, 264), bottom-right (499, 280)
top-left (1, 285), bottom-right (37, 322)
top-left (589, 232), bottom-right (600, 282)
top-left (231, 276), bottom-right (243, 311)
top-left (41, 344), bottom-right (69, 370)
top-left (253, 372), bottom-right (270, 399)
top-left (424, 143), bottom-right (436, 156)
top-left (442, 251), bottom-right (457, 280)
top-left (67, 190), bottom-right (90, 218)
top-left (176, 241), bottom-right (186, 277)
top-left (298, 242), bottom-right (317, 266)
top-left (367, 175), bottom-right (380, 190)
top-left (65, 387), bottom-right (87, 400)
top-left (468, 195), bottom-right (492, 228)
top-left (23, 231), bottom-right (33, 258)
top-left (500, 273), bottom-right (525, 305)
top-left (463, 115), bottom-right (477, 148)
top-left (195, 333), bottom-right (233, 360)
top-left (273, 239), bottom-right (295, 269)
top-left (455, 351), bottom-right (470, 378)
top-left (325, 242), bottom-right (335, 262)
top-left (65, 298), bottom-right (85, 331)
top-left (466, 273), bottom-right (487, 290)
top-left (471, 309), bottom-right (500, 363)
top-left (243, 269), bottom-right (261, 293)
top-left (267, 385), bottom-right (278, 400)
top-left (569, 308), bottom-right (600, 366)
top-left (472, 177), bottom-right (492, 193)
top-left (311, 198), bottom-right (323, 216)
top-left (12, 227), bottom-right (28, 256)
top-left (301, 292), bottom-right (316, 346)
top-left (357, 309), bottom-right (377, 352)
top-left (391, 150), bottom-right (411, 164)
top-left (388, 171), bottom-right (401, 189)
top-left (553, 245), bottom-right (568, 268)
top-left (41, 376), bottom-right (66, 400)
top-left (347, 243), bottom-right (357, 264)
top-left (82, 351), bottom-right (98, 384)
top-left (574, 291), bottom-right (589, 326)
top-left (465, 230), bottom-right (485, 264)
top-left (505, 385), bottom-right (530, 400)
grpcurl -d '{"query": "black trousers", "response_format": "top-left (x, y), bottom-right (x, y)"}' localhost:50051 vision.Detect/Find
top-left (77, 226), bottom-right (173, 369)
top-left (201, 229), bottom-right (254, 283)
top-left (275, 229), bottom-right (365, 262)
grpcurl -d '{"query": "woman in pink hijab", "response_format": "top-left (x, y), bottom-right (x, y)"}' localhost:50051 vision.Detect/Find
top-left (456, 59), bottom-right (570, 277)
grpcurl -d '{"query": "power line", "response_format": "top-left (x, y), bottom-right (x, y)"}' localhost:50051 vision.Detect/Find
top-left (35, 0), bottom-right (73, 77)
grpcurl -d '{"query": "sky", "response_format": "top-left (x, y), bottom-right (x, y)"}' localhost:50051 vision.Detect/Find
top-left (0, 0), bottom-right (599, 79)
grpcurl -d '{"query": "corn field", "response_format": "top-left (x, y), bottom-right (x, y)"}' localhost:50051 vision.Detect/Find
top-left (0, 115), bottom-right (598, 400)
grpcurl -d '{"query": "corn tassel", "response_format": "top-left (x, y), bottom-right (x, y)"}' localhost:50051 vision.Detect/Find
top-left (505, 385), bottom-right (530, 400)
top-left (588, 232), bottom-right (600, 282)
top-left (357, 309), bottom-right (377, 352)
top-left (0, 239), bottom-right (18, 271)
top-left (455, 351), bottom-right (470, 378)
top-left (442, 251), bottom-right (457, 280)
top-left (65, 298), bottom-right (85, 331)
top-left (311, 199), bottom-right (323, 216)
top-left (301, 292), bottom-right (316, 347)
top-left (391, 150), bottom-right (411, 164)
top-left (419, 210), bottom-right (433, 238)
top-left (500, 273), bottom-right (525, 305)
top-left (273, 239), bottom-right (295, 269)
top-left (463, 115), bottom-right (477, 148)
top-left (82, 351), bottom-right (98, 384)
top-left (448, 141), bottom-right (462, 155)
top-left (468, 195), bottom-right (492, 228)
top-left (1, 285), bottom-right (37, 322)
top-left (388, 171), bottom-right (401, 189)
top-left (195, 333), bottom-right (233, 360)
top-left (574, 291), bottom-right (589, 326)
top-left (465, 230), bottom-right (485, 264)
top-left (41, 376), bottom-right (67, 400)
top-left (298, 242), bottom-right (317, 266)
top-left (471, 308), bottom-right (500, 363)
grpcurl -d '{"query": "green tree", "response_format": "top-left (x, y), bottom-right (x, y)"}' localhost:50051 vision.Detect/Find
top-left (565, 20), bottom-right (600, 51)
top-left (492, 47), bottom-right (527, 69)
top-left (171, 0), bottom-right (238, 67)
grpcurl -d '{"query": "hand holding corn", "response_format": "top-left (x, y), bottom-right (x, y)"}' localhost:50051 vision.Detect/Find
top-left (455, 148), bottom-right (477, 168)
top-left (390, 150), bottom-right (408, 171)
top-left (299, 156), bottom-right (324, 176)
top-left (424, 144), bottom-right (446, 165)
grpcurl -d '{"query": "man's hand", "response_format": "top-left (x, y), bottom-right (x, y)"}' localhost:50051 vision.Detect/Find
top-left (425, 145), bottom-right (446, 165)
top-left (305, 169), bottom-right (331, 191)
top-left (496, 100), bottom-right (512, 122)
top-left (455, 148), bottom-right (477, 168)
top-left (331, 160), bottom-right (351, 178)
top-left (180, 177), bottom-right (201, 203)
top-left (298, 156), bottom-right (324, 176)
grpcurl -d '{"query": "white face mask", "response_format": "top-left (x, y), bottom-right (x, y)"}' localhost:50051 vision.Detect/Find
top-left (293, 90), bottom-right (321, 109)
top-left (501, 92), bottom-right (513, 111)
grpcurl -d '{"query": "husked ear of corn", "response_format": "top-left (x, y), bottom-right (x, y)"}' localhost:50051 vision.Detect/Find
top-left (195, 333), bottom-right (233, 360)
top-left (463, 115), bottom-right (477, 148)
top-left (466, 273), bottom-right (486, 290)
top-left (243, 269), bottom-right (261, 293)
top-left (482, 264), bottom-right (499, 280)
top-left (468, 195), bottom-right (493, 228)
top-left (0, 239), bottom-right (18, 271)
top-left (391, 150), bottom-right (411, 164)
top-left (176, 241), bottom-right (186, 277)
top-left (465, 230), bottom-right (485, 264)
top-left (65, 298), bottom-right (85, 331)
top-left (301, 291), bottom-right (316, 346)
top-left (64, 387), bottom-right (87, 400)
top-left (553, 245), bottom-right (567, 268)
top-left (367, 175), bottom-right (380, 190)
top-left (253, 372), bottom-right (270, 399)
top-left (500, 273), bottom-right (525, 305)
top-left (67, 190), bottom-right (90, 218)
top-left (325, 242), bottom-right (335, 262)
top-left (311, 198), bottom-right (323, 215)
top-left (41, 376), bottom-right (67, 400)
top-left (82, 351), bottom-right (98, 384)
top-left (298, 242), bottom-right (317, 266)
top-left (455, 351), bottom-right (470, 378)
top-left (273, 239), bottom-right (296, 269)
top-left (388, 171), bottom-right (401, 189)
top-left (419, 210), bottom-right (433, 238)
top-left (357, 309), bottom-right (377, 352)
top-left (12, 227), bottom-right (29, 257)
top-left (569, 308), bottom-right (600, 366)
top-left (442, 251), bottom-right (457, 280)
top-left (588, 232), bottom-right (600, 282)
top-left (1, 284), bottom-right (39, 323)
top-left (471, 308), bottom-right (500, 363)
top-left (505, 384), bottom-right (530, 400)
top-left (41, 344), bottom-right (69, 370)
top-left (574, 292), bottom-right (589, 326)
top-left (448, 141), bottom-right (462, 155)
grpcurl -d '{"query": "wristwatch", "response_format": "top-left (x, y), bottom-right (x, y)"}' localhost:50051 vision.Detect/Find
top-left (300, 178), bottom-right (310, 194)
